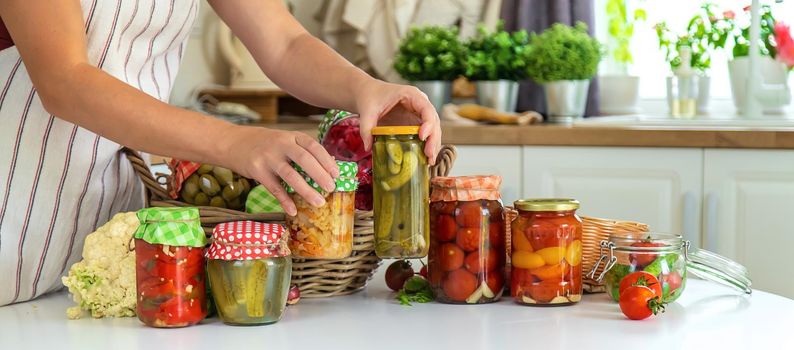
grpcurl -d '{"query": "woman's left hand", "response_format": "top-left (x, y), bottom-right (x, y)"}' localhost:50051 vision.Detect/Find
top-left (355, 79), bottom-right (442, 165)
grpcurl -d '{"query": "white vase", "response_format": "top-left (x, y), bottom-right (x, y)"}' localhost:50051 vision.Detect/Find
top-left (728, 56), bottom-right (791, 115)
top-left (598, 75), bottom-right (640, 115)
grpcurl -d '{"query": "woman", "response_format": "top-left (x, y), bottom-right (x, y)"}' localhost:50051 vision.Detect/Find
top-left (0, 0), bottom-right (441, 306)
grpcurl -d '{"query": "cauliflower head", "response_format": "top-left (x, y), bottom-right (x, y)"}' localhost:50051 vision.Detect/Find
top-left (62, 212), bottom-right (139, 319)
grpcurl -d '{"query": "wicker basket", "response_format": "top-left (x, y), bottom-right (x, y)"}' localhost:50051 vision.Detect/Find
top-left (581, 216), bottom-right (649, 293)
top-left (123, 145), bottom-right (457, 298)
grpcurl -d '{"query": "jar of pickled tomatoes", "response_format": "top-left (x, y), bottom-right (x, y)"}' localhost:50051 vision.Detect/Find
top-left (510, 199), bottom-right (582, 305)
top-left (428, 176), bottom-right (505, 304)
top-left (133, 207), bottom-right (208, 327)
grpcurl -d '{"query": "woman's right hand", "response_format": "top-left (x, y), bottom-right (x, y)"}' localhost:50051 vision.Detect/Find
top-left (221, 126), bottom-right (339, 216)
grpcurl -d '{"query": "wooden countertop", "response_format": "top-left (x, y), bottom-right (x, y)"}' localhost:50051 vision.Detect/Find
top-left (263, 122), bottom-right (794, 149)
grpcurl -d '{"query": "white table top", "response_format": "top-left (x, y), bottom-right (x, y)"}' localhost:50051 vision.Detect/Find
top-left (2, 271), bottom-right (793, 350)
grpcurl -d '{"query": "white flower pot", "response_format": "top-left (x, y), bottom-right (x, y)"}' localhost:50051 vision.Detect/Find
top-left (598, 75), bottom-right (639, 115)
top-left (728, 56), bottom-right (791, 115)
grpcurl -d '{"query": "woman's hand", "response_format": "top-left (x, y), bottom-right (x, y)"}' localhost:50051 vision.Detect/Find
top-left (221, 126), bottom-right (339, 216)
top-left (355, 79), bottom-right (442, 165)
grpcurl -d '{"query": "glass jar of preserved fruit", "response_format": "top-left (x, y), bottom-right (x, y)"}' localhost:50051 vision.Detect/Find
top-left (371, 126), bottom-right (429, 258)
top-left (207, 221), bottom-right (292, 325)
top-left (590, 232), bottom-right (752, 303)
top-left (428, 175), bottom-right (506, 304)
top-left (133, 207), bottom-right (208, 328)
top-left (318, 110), bottom-right (373, 210)
top-left (285, 161), bottom-right (358, 259)
top-left (510, 199), bottom-right (582, 306)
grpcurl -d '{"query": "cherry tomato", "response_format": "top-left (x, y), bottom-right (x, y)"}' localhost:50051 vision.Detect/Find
top-left (440, 243), bottom-right (465, 271)
top-left (528, 279), bottom-right (570, 303)
top-left (418, 265), bottom-right (428, 278)
top-left (619, 285), bottom-right (666, 320)
top-left (529, 261), bottom-right (569, 281)
top-left (385, 260), bottom-right (414, 291)
top-left (434, 214), bottom-right (457, 242)
top-left (456, 201), bottom-right (484, 228)
top-left (510, 267), bottom-right (535, 297)
top-left (488, 221), bottom-right (505, 248)
top-left (443, 269), bottom-right (478, 301)
top-left (464, 248), bottom-right (500, 274)
top-left (486, 271), bottom-right (504, 294)
top-left (619, 271), bottom-right (662, 299)
top-left (629, 242), bottom-right (664, 267)
top-left (456, 227), bottom-right (481, 252)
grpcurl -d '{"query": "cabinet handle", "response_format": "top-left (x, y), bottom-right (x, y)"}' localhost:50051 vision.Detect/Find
top-left (682, 192), bottom-right (699, 249)
top-left (704, 193), bottom-right (719, 252)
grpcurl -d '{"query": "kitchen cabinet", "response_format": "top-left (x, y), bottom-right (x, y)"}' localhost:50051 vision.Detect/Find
top-left (449, 145), bottom-right (523, 205)
top-left (522, 146), bottom-right (703, 245)
top-left (704, 149), bottom-right (794, 298)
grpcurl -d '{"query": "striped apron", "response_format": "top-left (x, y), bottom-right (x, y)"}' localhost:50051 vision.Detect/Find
top-left (0, 0), bottom-right (199, 305)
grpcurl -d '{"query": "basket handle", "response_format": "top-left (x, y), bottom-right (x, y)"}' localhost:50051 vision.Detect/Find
top-left (121, 147), bottom-right (171, 201)
top-left (430, 145), bottom-right (457, 179)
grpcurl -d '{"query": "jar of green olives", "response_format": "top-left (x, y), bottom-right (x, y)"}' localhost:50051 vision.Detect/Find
top-left (371, 126), bottom-right (429, 258)
top-left (169, 161), bottom-right (252, 211)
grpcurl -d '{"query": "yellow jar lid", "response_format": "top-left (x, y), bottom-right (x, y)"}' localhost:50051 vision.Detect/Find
top-left (372, 126), bottom-right (420, 135)
top-left (514, 198), bottom-right (580, 211)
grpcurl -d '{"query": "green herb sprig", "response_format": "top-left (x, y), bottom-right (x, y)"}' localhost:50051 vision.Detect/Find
top-left (395, 276), bottom-right (434, 306)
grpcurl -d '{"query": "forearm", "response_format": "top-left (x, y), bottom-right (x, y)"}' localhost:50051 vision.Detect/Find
top-left (42, 63), bottom-right (238, 167)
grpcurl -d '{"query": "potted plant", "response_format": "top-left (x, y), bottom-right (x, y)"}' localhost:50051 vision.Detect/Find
top-left (525, 22), bottom-right (602, 123)
top-left (599, 0), bottom-right (645, 115)
top-left (462, 22), bottom-right (531, 112)
top-left (393, 26), bottom-right (466, 112)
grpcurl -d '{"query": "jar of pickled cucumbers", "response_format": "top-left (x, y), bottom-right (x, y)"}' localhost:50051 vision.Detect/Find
top-left (285, 161), bottom-right (357, 259)
top-left (371, 126), bottom-right (429, 258)
top-left (510, 199), bottom-right (582, 306)
top-left (206, 221), bottom-right (292, 326)
top-left (428, 175), bottom-right (506, 304)
top-left (133, 207), bottom-right (208, 328)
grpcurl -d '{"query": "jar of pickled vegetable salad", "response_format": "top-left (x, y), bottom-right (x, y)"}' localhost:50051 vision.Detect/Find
top-left (133, 207), bottom-right (208, 328)
top-left (206, 221), bottom-right (292, 326)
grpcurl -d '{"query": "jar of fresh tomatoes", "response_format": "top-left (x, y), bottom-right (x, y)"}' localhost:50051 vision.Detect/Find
top-left (206, 221), bottom-right (292, 326)
top-left (510, 199), bottom-right (582, 305)
top-left (428, 175), bottom-right (505, 304)
top-left (133, 207), bottom-right (208, 328)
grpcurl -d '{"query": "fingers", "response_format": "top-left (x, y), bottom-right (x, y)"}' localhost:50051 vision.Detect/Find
top-left (257, 172), bottom-right (297, 216)
top-left (294, 134), bottom-right (338, 187)
top-left (274, 161), bottom-right (326, 208)
top-left (358, 108), bottom-right (378, 152)
top-left (406, 88), bottom-right (442, 164)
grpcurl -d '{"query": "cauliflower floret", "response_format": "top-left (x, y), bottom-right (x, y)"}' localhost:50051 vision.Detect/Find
top-left (61, 212), bottom-right (139, 319)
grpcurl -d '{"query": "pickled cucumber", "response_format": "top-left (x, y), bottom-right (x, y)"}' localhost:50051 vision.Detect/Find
top-left (210, 196), bottom-right (227, 208)
top-left (200, 174), bottom-right (221, 196)
top-left (222, 183), bottom-right (243, 201)
top-left (386, 141), bottom-right (403, 175)
top-left (213, 167), bottom-right (235, 186)
top-left (245, 260), bottom-right (267, 317)
top-left (197, 164), bottom-right (214, 175)
top-left (381, 151), bottom-right (418, 191)
top-left (194, 192), bottom-right (210, 206)
top-left (376, 192), bottom-right (396, 240)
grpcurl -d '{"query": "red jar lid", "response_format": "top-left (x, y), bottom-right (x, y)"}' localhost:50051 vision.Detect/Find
top-left (208, 221), bottom-right (290, 260)
top-left (430, 175), bottom-right (502, 202)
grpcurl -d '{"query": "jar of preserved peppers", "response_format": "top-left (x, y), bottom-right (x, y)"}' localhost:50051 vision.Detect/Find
top-left (318, 109), bottom-right (373, 210)
top-left (133, 207), bottom-right (208, 328)
top-left (371, 126), bottom-right (429, 258)
top-left (285, 161), bottom-right (358, 259)
top-left (428, 175), bottom-right (505, 304)
top-left (510, 199), bottom-right (582, 305)
top-left (206, 221), bottom-right (292, 325)
top-left (590, 232), bottom-right (752, 303)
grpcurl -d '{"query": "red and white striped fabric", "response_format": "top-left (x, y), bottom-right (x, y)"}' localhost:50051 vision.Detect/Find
top-left (0, 0), bottom-right (199, 306)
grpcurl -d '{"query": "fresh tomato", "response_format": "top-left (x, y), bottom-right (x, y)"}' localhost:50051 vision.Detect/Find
top-left (434, 214), bottom-right (457, 242)
top-left (619, 271), bottom-right (662, 299)
top-left (464, 248), bottom-right (500, 274)
top-left (530, 261), bottom-right (569, 281)
top-left (619, 285), bottom-right (666, 320)
top-left (488, 221), bottom-right (505, 248)
top-left (440, 243), bottom-right (465, 271)
top-left (486, 271), bottom-right (504, 294)
top-left (528, 279), bottom-right (570, 303)
top-left (443, 269), bottom-right (478, 301)
top-left (456, 227), bottom-right (481, 252)
top-left (455, 201), bottom-right (484, 228)
top-left (629, 241), bottom-right (664, 267)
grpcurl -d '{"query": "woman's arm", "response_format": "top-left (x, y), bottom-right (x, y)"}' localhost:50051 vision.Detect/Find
top-left (0, 0), bottom-right (339, 215)
top-left (208, 0), bottom-right (442, 163)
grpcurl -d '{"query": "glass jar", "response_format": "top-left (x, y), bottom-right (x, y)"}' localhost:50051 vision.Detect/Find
top-left (428, 176), bottom-right (506, 304)
top-left (590, 232), bottom-right (752, 303)
top-left (318, 110), bottom-right (373, 210)
top-left (371, 126), bottom-right (429, 258)
top-left (285, 161), bottom-right (358, 259)
top-left (133, 208), bottom-right (208, 328)
top-left (510, 199), bottom-right (582, 306)
top-left (206, 221), bottom-right (293, 325)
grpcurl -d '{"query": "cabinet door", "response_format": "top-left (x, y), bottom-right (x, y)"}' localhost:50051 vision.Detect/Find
top-left (704, 149), bottom-right (794, 298)
top-left (449, 146), bottom-right (523, 205)
top-left (523, 146), bottom-right (703, 245)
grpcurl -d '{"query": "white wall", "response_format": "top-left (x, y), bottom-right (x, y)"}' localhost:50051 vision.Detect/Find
top-left (169, 0), bottom-right (322, 106)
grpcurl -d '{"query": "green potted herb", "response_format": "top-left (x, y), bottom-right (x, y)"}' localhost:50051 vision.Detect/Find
top-left (599, 0), bottom-right (645, 115)
top-left (394, 26), bottom-right (466, 112)
top-left (525, 22), bottom-right (602, 123)
top-left (463, 22), bottom-right (531, 112)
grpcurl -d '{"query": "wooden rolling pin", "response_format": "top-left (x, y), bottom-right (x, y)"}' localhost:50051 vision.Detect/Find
top-left (455, 104), bottom-right (542, 125)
